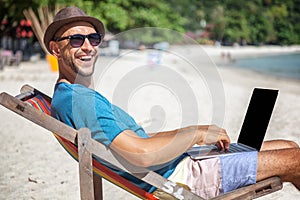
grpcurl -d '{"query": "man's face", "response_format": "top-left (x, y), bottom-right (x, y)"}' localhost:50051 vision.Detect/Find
top-left (55, 21), bottom-right (99, 77)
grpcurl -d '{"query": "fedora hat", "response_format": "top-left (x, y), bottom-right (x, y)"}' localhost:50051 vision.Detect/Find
top-left (44, 6), bottom-right (105, 53)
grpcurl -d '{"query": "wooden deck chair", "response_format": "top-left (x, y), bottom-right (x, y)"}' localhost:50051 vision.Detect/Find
top-left (0, 84), bottom-right (283, 200)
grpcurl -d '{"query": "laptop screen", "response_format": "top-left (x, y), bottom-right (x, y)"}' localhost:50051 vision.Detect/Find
top-left (237, 88), bottom-right (278, 151)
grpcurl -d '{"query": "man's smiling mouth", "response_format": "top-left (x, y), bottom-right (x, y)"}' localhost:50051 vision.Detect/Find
top-left (79, 55), bottom-right (92, 61)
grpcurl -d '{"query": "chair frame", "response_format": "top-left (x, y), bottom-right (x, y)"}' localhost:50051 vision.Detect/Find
top-left (0, 84), bottom-right (283, 200)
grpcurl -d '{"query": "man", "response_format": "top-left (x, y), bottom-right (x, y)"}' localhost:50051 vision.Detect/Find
top-left (45, 6), bottom-right (300, 199)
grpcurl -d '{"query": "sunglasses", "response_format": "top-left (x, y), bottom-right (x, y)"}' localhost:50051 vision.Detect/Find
top-left (55, 33), bottom-right (102, 48)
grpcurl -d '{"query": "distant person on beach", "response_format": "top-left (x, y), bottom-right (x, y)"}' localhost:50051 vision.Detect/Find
top-left (45, 6), bottom-right (300, 199)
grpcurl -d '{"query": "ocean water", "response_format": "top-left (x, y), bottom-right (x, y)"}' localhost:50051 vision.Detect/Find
top-left (231, 53), bottom-right (300, 80)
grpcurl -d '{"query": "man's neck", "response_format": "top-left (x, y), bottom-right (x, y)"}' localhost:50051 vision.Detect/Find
top-left (57, 74), bottom-right (94, 89)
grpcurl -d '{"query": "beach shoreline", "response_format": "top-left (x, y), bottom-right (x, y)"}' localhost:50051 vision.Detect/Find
top-left (203, 44), bottom-right (300, 58)
top-left (0, 45), bottom-right (299, 199)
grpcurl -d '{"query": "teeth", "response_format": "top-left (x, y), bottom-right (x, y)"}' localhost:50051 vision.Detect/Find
top-left (80, 55), bottom-right (92, 61)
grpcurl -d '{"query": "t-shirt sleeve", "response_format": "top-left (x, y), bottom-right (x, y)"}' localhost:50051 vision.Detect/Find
top-left (72, 90), bottom-right (128, 147)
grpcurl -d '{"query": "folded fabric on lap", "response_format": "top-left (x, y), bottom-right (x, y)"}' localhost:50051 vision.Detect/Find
top-left (167, 151), bottom-right (258, 199)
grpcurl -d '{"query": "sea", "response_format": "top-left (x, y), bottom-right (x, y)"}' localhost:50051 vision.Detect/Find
top-left (230, 53), bottom-right (300, 80)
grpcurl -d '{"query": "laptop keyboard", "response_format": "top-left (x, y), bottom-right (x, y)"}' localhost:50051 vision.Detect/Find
top-left (187, 143), bottom-right (257, 159)
top-left (228, 143), bottom-right (255, 153)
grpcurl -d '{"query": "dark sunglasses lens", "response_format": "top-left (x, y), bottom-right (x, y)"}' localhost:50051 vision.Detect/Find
top-left (68, 34), bottom-right (101, 47)
top-left (88, 33), bottom-right (101, 46)
top-left (70, 35), bottom-right (84, 47)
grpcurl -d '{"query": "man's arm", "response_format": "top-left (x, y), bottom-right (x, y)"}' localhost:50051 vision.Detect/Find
top-left (110, 125), bottom-right (230, 167)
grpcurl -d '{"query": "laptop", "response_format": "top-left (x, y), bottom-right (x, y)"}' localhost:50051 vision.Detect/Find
top-left (187, 88), bottom-right (279, 159)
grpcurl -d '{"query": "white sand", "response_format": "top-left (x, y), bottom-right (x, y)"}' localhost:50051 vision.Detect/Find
top-left (0, 45), bottom-right (299, 199)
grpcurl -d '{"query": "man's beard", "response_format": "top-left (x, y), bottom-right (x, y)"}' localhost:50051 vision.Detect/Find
top-left (70, 54), bottom-right (98, 77)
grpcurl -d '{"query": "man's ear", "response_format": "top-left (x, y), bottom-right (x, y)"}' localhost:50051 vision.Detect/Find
top-left (49, 41), bottom-right (61, 57)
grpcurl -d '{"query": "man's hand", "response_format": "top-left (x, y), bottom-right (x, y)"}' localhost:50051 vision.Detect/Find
top-left (197, 125), bottom-right (230, 151)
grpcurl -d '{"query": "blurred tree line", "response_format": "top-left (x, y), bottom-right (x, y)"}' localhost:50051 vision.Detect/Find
top-left (1, 0), bottom-right (300, 46)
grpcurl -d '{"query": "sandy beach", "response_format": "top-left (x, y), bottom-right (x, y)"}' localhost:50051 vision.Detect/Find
top-left (0, 45), bottom-right (299, 199)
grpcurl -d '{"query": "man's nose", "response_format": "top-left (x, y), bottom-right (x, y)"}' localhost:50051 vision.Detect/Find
top-left (81, 38), bottom-right (93, 49)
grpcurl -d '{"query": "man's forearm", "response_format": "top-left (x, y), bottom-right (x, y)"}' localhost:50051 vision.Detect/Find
top-left (110, 125), bottom-right (229, 167)
top-left (110, 126), bottom-right (203, 167)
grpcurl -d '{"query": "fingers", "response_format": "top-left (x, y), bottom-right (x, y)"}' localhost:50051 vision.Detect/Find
top-left (216, 139), bottom-right (230, 151)
top-left (216, 141), bottom-right (224, 150)
top-left (204, 125), bottom-right (230, 150)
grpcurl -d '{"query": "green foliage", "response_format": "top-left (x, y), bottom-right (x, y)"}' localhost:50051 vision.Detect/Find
top-left (98, 0), bottom-right (185, 33)
top-left (1, 0), bottom-right (300, 45)
top-left (167, 0), bottom-right (300, 45)
top-left (43, 0), bottom-right (185, 34)
top-left (210, 5), bottom-right (226, 41)
top-left (116, 28), bottom-right (186, 46)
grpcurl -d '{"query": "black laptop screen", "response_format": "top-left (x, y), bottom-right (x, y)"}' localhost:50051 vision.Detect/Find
top-left (237, 88), bottom-right (278, 151)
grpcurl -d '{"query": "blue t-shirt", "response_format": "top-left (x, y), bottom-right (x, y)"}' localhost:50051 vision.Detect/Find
top-left (51, 82), bottom-right (186, 192)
